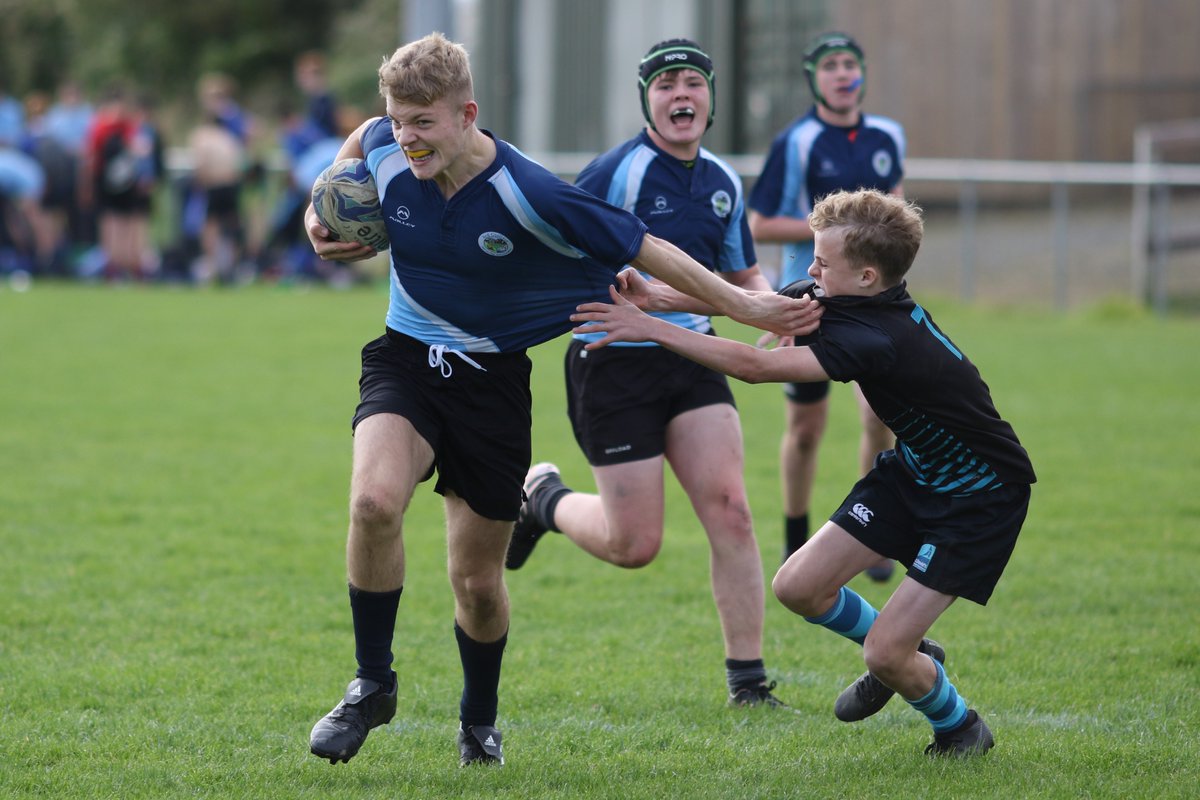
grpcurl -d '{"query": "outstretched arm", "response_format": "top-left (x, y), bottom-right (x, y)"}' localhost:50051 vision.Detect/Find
top-left (572, 286), bottom-right (829, 385)
top-left (628, 234), bottom-right (819, 336)
top-left (618, 263), bottom-right (782, 314)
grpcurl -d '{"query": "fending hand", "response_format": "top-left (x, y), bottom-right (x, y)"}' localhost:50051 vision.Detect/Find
top-left (616, 268), bottom-right (661, 311)
top-left (746, 292), bottom-right (823, 337)
top-left (571, 285), bottom-right (658, 350)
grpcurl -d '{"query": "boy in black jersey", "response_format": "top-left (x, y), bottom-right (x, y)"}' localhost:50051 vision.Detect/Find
top-left (572, 188), bottom-right (1035, 756)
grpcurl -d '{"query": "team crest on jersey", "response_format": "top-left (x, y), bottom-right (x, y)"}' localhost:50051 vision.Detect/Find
top-left (478, 232), bottom-right (514, 257)
top-left (872, 149), bottom-right (893, 177)
top-left (711, 190), bottom-right (732, 218)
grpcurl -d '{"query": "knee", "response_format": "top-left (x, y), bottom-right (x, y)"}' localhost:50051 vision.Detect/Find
top-left (452, 569), bottom-right (506, 616)
top-left (350, 489), bottom-right (404, 536)
top-left (597, 518), bottom-right (662, 567)
top-left (720, 494), bottom-right (756, 539)
top-left (785, 420), bottom-right (824, 453)
top-left (771, 566), bottom-right (824, 617)
top-left (703, 493), bottom-right (757, 549)
top-left (607, 535), bottom-right (661, 568)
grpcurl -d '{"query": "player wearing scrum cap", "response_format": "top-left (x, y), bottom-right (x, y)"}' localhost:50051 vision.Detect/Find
top-left (748, 32), bottom-right (906, 575)
top-left (506, 39), bottom-right (790, 709)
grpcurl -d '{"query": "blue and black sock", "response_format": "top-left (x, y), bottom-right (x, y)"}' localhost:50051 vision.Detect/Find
top-left (455, 621), bottom-right (508, 728)
top-left (349, 583), bottom-right (402, 687)
top-left (908, 659), bottom-right (969, 733)
top-left (803, 585), bottom-right (879, 645)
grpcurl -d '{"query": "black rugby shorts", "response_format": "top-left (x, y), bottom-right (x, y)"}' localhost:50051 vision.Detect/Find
top-left (352, 329), bottom-right (532, 521)
top-left (829, 450), bottom-right (1031, 605)
top-left (565, 337), bottom-right (735, 466)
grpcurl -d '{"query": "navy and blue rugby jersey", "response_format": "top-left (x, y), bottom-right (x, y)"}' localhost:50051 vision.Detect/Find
top-left (750, 108), bottom-right (904, 288)
top-left (359, 119), bottom-right (647, 352)
top-left (572, 130), bottom-right (756, 348)
top-left (808, 283), bottom-right (1035, 494)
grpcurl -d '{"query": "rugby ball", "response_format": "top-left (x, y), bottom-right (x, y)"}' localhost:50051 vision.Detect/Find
top-left (311, 158), bottom-right (389, 252)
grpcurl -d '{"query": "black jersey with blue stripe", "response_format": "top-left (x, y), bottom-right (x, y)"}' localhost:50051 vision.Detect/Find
top-left (808, 283), bottom-right (1036, 493)
top-left (573, 130), bottom-right (756, 347)
top-left (359, 119), bottom-right (647, 353)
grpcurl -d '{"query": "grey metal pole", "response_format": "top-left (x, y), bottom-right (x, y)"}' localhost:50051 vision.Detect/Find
top-left (1052, 181), bottom-right (1069, 310)
top-left (959, 180), bottom-right (978, 302)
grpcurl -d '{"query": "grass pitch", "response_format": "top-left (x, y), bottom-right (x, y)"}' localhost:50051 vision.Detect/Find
top-left (0, 283), bottom-right (1197, 799)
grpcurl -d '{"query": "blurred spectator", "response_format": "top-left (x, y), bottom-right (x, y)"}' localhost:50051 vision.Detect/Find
top-left (0, 80), bottom-right (23, 150)
top-left (82, 85), bottom-right (160, 281)
top-left (258, 50), bottom-right (340, 281)
top-left (0, 111), bottom-right (44, 279)
top-left (263, 52), bottom-right (367, 283)
top-left (128, 93), bottom-right (166, 278)
top-left (42, 81), bottom-right (94, 157)
top-left (22, 91), bottom-right (76, 274)
top-left (42, 80), bottom-right (96, 255)
top-left (185, 73), bottom-right (253, 285)
top-left (288, 51), bottom-right (339, 159)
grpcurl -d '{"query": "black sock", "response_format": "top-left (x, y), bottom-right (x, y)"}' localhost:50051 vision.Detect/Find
top-left (784, 514), bottom-right (809, 558)
top-left (531, 477), bottom-right (572, 532)
top-left (349, 583), bottom-right (402, 686)
top-left (455, 621), bottom-right (507, 727)
top-left (725, 657), bottom-right (768, 693)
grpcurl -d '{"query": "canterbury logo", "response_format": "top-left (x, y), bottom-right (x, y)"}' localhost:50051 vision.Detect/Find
top-left (850, 503), bottom-right (873, 525)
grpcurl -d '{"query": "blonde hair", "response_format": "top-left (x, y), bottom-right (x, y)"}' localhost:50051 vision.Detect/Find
top-left (809, 189), bottom-right (924, 285)
top-left (378, 32), bottom-right (473, 105)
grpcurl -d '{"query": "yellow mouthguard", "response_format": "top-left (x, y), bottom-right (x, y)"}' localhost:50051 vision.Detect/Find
top-left (408, 149), bottom-right (433, 158)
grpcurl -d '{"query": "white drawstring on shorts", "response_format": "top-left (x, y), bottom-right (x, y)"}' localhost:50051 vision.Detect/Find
top-left (427, 344), bottom-right (487, 378)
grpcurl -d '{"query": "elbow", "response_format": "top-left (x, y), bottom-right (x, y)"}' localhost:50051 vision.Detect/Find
top-left (731, 366), bottom-right (772, 385)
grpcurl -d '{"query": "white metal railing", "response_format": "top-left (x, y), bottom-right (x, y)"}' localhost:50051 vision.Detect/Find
top-left (527, 150), bottom-right (1200, 313)
top-left (165, 144), bottom-right (1200, 311)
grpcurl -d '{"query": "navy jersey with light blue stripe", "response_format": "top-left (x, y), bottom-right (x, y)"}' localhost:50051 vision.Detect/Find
top-left (808, 283), bottom-right (1036, 493)
top-left (359, 118), bottom-right (647, 352)
top-left (749, 108), bottom-right (905, 287)
top-left (572, 130), bottom-right (756, 347)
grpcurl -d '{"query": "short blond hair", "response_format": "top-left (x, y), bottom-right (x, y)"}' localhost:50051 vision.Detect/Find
top-left (809, 189), bottom-right (924, 285)
top-left (378, 32), bottom-right (473, 105)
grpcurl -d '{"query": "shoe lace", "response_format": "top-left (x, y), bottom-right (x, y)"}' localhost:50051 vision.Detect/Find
top-left (855, 673), bottom-right (891, 704)
top-left (325, 701), bottom-right (370, 735)
top-left (735, 680), bottom-right (787, 707)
